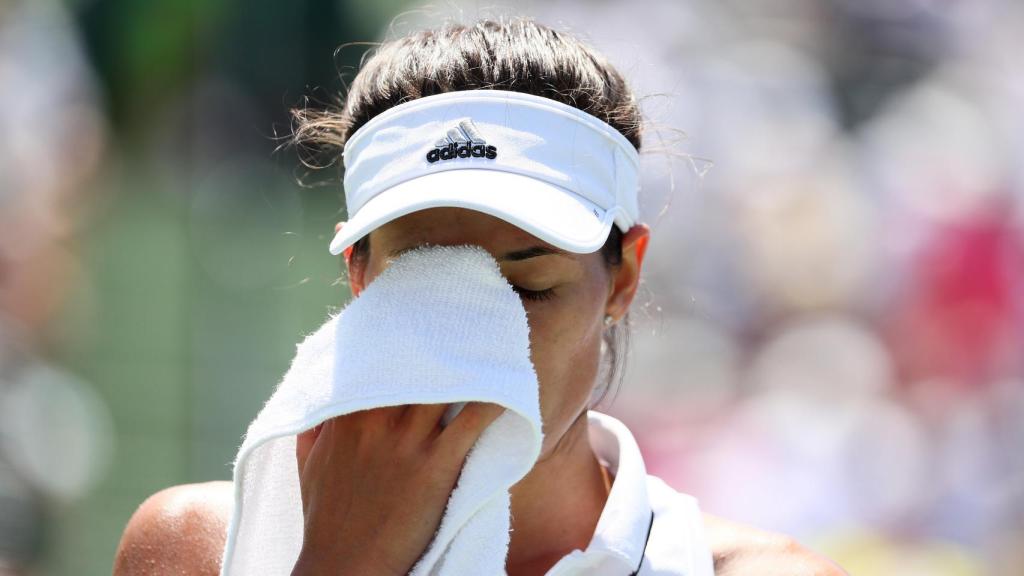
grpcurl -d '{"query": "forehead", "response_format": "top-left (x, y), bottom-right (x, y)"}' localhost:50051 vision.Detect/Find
top-left (368, 207), bottom-right (561, 254)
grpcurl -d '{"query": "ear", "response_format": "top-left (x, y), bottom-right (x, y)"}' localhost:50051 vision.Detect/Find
top-left (336, 221), bottom-right (365, 298)
top-left (604, 224), bottom-right (650, 322)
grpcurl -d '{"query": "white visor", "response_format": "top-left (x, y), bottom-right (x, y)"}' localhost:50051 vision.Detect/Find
top-left (328, 89), bottom-right (640, 255)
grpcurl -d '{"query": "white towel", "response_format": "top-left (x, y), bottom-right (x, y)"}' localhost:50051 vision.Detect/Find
top-left (219, 245), bottom-right (544, 576)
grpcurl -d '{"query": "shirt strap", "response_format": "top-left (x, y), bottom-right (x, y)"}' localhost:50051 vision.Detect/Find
top-left (627, 510), bottom-right (655, 575)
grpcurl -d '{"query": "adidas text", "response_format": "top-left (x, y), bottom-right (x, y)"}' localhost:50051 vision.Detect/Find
top-left (426, 119), bottom-right (498, 163)
top-left (426, 142), bottom-right (498, 163)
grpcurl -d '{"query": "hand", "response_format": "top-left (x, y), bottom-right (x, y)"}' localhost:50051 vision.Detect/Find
top-left (290, 402), bottom-right (505, 576)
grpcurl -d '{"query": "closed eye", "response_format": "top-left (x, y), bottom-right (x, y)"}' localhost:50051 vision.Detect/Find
top-left (512, 285), bottom-right (556, 302)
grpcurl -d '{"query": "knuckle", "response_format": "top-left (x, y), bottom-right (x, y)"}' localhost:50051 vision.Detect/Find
top-left (364, 406), bottom-right (399, 425)
top-left (394, 426), bottom-right (429, 456)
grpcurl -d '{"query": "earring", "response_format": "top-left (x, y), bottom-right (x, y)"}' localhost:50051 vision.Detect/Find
top-left (603, 314), bottom-right (614, 327)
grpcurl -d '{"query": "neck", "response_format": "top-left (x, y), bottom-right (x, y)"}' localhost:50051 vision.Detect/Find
top-left (505, 410), bottom-right (610, 576)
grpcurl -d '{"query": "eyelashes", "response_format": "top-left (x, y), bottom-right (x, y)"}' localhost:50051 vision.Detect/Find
top-left (512, 285), bottom-right (556, 302)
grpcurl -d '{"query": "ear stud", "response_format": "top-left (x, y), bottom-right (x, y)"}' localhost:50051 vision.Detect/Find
top-left (603, 314), bottom-right (614, 327)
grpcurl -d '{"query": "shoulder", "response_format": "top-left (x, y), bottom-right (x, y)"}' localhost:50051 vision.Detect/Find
top-left (113, 480), bottom-right (234, 576)
top-left (702, 512), bottom-right (849, 576)
top-left (644, 477), bottom-right (846, 575)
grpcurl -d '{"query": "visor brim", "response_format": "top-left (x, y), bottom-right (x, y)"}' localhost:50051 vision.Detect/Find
top-left (328, 169), bottom-right (617, 256)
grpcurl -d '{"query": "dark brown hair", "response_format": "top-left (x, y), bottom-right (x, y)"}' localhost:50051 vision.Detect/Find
top-left (290, 17), bottom-right (641, 408)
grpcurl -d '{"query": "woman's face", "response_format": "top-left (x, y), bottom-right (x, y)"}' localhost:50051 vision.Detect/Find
top-left (343, 207), bottom-right (647, 459)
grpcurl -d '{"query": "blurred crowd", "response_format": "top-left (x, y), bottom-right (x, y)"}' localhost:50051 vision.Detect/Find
top-left (513, 1), bottom-right (1022, 574)
top-left (0, 1), bottom-right (113, 574)
top-left (0, 0), bottom-right (1021, 575)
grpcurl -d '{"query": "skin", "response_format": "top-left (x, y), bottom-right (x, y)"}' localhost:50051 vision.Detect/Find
top-left (113, 209), bottom-right (847, 576)
top-left (285, 207), bottom-right (649, 575)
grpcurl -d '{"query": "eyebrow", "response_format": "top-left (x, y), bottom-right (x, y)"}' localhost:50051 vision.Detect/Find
top-left (501, 245), bottom-right (571, 262)
top-left (387, 244), bottom-right (570, 262)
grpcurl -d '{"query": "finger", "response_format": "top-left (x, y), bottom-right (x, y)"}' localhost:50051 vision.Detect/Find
top-left (375, 405), bottom-right (406, 428)
top-left (296, 421), bottom-right (324, 477)
top-left (403, 403), bottom-right (450, 434)
top-left (345, 406), bottom-right (404, 431)
top-left (437, 402), bottom-right (505, 457)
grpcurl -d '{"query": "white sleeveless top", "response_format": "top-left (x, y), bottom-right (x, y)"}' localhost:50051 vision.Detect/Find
top-left (544, 411), bottom-right (715, 576)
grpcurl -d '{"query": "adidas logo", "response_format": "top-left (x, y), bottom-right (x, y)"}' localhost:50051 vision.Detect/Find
top-left (426, 119), bottom-right (498, 163)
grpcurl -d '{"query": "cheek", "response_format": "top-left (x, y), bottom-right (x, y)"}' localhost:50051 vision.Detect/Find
top-left (524, 282), bottom-right (606, 452)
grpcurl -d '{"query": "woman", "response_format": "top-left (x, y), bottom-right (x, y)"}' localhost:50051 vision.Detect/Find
top-left (114, 18), bottom-right (846, 576)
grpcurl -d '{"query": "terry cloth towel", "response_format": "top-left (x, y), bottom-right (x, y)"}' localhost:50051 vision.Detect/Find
top-left (219, 245), bottom-right (544, 576)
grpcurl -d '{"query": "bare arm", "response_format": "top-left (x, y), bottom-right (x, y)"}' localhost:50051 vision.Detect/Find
top-left (703, 513), bottom-right (849, 576)
top-left (112, 481), bottom-right (233, 576)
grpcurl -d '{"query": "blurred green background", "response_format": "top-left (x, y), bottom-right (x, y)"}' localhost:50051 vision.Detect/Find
top-left (3, 0), bottom-right (414, 574)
